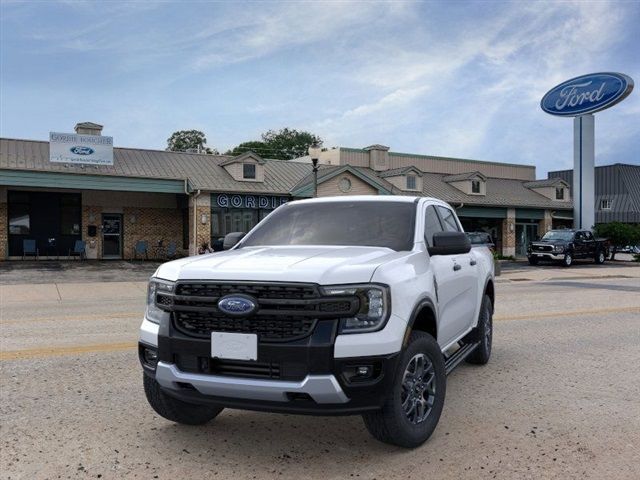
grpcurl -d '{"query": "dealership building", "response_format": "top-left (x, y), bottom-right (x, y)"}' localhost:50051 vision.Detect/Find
top-left (0, 122), bottom-right (573, 261)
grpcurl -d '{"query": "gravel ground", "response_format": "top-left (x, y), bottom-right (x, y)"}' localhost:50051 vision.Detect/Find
top-left (1, 266), bottom-right (639, 479)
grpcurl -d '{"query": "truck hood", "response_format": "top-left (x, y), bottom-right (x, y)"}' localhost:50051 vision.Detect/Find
top-left (154, 246), bottom-right (407, 284)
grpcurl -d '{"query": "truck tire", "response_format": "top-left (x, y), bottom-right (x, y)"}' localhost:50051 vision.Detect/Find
top-left (143, 374), bottom-right (223, 425)
top-left (528, 256), bottom-right (539, 265)
top-left (362, 331), bottom-right (446, 448)
top-left (562, 253), bottom-right (573, 267)
top-left (466, 295), bottom-right (493, 365)
top-left (595, 250), bottom-right (606, 264)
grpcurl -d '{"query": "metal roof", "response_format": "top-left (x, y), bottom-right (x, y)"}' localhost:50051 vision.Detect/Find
top-left (1, 136), bottom-right (573, 210)
top-left (549, 164), bottom-right (640, 222)
top-left (523, 178), bottom-right (567, 188)
top-left (378, 166), bottom-right (423, 178)
top-left (443, 171), bottom-right (487, 182)
top-left (413, 172), bottom-right (571, 209)
top-left (0, 138), bottom-right (311, 195)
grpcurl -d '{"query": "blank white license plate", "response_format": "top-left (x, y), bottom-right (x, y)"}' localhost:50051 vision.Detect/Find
top-left (211, 332), bottom-right (257, 361)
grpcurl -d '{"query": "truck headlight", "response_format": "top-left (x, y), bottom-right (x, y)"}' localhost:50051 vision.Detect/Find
top-left (146, 278), bottom-right (175, 324)
top-left (555, 245), bottom-right (565, 252)
top-left (321, 284), bottom-right (391, 334)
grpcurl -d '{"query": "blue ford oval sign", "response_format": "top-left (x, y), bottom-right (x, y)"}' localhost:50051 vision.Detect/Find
top-left (217, 295), bottom-right (257, 316)
top-left (541, 72), bottom-right (633, 117)
top-left (70, 146), bottom-right (95, 155)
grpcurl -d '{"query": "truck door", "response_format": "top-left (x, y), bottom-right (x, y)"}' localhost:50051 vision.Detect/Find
top-left (574, 231), bottom-right (587, 258)
top-left (424, 204), bottom-right (479, 347)
top-left (583, 231), bottom-right (595, 257)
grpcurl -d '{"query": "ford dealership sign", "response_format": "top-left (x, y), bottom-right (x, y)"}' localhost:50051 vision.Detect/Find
top-left (541, 72), bottom-right (634, 116)
top-left (49, 132), bottom-right (114, 165)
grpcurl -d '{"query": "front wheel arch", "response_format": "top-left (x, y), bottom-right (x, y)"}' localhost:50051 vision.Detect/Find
top-left (403, 298), bottom-right (438, 346)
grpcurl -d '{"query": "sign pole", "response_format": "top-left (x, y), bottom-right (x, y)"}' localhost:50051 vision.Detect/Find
top-left (573, 114), bottom-right (595, 230)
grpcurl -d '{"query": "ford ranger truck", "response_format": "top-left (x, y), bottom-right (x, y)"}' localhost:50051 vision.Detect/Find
top-left (139, 196), bottom-right (495, 448)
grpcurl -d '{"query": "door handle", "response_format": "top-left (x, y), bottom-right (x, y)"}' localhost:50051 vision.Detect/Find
top-left (453, 263), bottom-right (462, 271)
top-left (470, 259), bottom-right (477, 266)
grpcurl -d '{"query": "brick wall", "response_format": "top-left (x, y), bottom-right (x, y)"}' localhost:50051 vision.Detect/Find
top-left (539, 210), bottom-right (553, 236)
top-left (188, 194), bottom-right (211, 255)
top-left (501, 208), bottom-right (516, 257)
top-left (82, 205), bottom-right (103, 259)
top-left (0, 200), bottom-right (7, 260)
top-left (123, 206), bottom-right (183, 260)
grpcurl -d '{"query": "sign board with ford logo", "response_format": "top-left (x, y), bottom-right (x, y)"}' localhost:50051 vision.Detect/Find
top-left (49, 132), bottom-right (114, 165)
top-left (540, 72), bottom-right (634, 231)
top-left (541, 72), bottom-right (634, 117)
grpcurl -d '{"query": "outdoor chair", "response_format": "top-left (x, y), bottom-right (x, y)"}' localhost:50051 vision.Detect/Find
top-left (166, 241), bottom-right (178, 259)
top-left (68, 240), bottom-right (86, 260)
top-left (134, 240), bottom-right (149, 260)
top-left (22, 239), bottom-right (39, 260)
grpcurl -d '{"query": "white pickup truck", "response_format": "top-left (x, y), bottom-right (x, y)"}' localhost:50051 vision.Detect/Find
top-left (139, 196), bottom-right (495, 448)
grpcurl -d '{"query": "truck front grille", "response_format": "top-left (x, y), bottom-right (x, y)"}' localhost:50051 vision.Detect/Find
top-left (174, 311), bottom-right (317, 341)
top-left (161, 282), bottom-right (358, 342)
top-left (533, 244), bottom-right (553, 252)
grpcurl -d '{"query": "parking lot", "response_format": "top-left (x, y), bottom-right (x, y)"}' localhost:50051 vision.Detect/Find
top-left (1, 261), bottom-right (639, 479)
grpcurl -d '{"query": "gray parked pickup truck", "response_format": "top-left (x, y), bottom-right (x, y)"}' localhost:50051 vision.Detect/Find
top-left (527, 229), bottom-right (609, 267)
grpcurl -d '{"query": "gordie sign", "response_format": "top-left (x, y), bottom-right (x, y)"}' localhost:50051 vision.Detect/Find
top-left (541, 72), bottom-right (633, 117)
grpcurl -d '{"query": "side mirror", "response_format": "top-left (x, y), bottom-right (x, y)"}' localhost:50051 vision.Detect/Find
top-left (223, 232), bottom-right (246, 250)
top-left (428, 231), bottom-right (471, 256)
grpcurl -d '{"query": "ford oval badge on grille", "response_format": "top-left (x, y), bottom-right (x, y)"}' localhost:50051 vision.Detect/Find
top-left (217, 295), bottom-right (257, 317)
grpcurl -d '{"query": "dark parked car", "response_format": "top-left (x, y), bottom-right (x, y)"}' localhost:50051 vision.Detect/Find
top-left (466, 232), bottom-right (495, 253)
top-left (527, 229), bottom-right (609, 267)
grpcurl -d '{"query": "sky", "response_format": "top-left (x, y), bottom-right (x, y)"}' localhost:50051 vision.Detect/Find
top-left (1, 0), bottom-right (638, 177)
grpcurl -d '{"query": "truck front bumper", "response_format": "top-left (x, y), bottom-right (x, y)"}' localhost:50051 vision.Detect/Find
top-left (156, 361), bottom-right (348, 403)
top-left (528, 252), bottom-right (565, 261)
top-left (140, 316), bottom-right (401, 415)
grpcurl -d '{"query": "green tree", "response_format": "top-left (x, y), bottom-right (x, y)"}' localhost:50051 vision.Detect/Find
top-left (225, 141), bottom-right (269, 157)
top-left (594, 222), bottom-right (640, 260)
top-left (260, 128), bottom-right (322, 160)
top-left (226, 128), bottom-right (323, 160)
top-left (167, 130), bottom-right (217, 154)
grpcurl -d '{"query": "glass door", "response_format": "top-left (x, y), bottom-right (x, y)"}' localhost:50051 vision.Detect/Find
top-left (102, 214), bottom-right (122, 259)
top-left (515, 223), bottom-right (539, 257)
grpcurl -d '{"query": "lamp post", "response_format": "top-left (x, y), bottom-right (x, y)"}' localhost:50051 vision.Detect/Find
top-left (308, 145), bottom-right (321, 198)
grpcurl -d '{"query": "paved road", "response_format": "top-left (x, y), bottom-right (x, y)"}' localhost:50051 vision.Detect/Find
top-left (1, 266), bottom-right (639, 479)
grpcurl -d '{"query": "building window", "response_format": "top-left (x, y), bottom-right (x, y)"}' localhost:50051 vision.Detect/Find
top-left (556, 187), bottom-right (564, 200)
top-left (471, 180), bottom-right (481, 194)
top-left (600, 199), bottom-right (612, 210)
top-left (243, 163), bottom-right (256, 179)
top-left (406, 175), bottom-right (417, 190)
top-left (9, 203), bottom-right (30, 234)
top-left (339, 177), bottom-right (352, 193)
top-left (59, 194), bottom-right (81, 235)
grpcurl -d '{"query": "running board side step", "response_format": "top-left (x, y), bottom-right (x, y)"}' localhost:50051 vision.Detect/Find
top-left (444, 341), bottom-right (480, 375)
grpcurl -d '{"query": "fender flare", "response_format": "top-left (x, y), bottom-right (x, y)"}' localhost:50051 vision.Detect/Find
top-left (483, 275), bottom-right (495, 308)
top-left (402, 296), bottom-right (438, 346)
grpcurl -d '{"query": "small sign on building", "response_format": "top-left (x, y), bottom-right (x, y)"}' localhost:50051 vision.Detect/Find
top-left (49, 132), bottom-right (114, 166)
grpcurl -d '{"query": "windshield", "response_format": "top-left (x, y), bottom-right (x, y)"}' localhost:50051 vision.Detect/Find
top-left (240, 201), bottom-right (417, 251)
top-left (541, 231), bottom-right (574, 241)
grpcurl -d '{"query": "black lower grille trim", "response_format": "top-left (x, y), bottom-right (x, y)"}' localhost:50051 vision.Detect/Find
top-left (175, 355), bottom-right (285, 380)
top-left (173, 312), bottom-right (317, 342)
